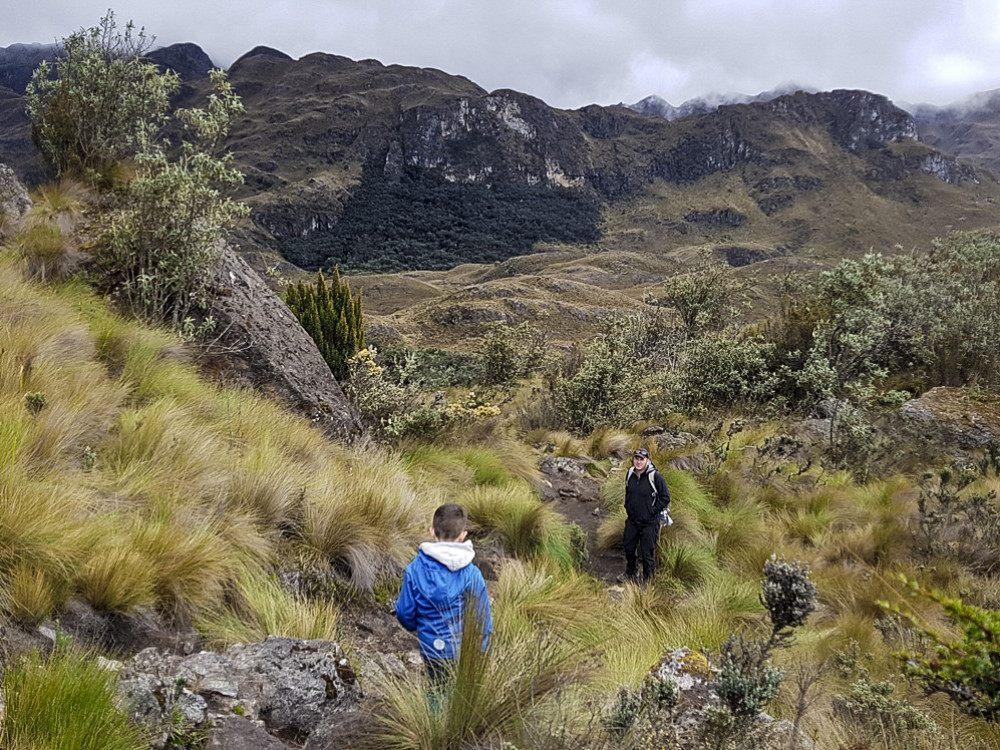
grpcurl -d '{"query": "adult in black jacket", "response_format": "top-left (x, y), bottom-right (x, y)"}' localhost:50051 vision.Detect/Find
top-left (620, 447), bottom-right (670, 584)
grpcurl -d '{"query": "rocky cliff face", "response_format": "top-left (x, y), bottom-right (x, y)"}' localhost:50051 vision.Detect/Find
top-left (764, 89), bottom-right (918, 152)
top-left (912, 89), bottom-right (1000, 174)
top-left (0, 43), bottom-right (994, 284)
top-left (0, 161), bottom-right (31, 228)
top-left (147, 42), bottom-right (215, 81)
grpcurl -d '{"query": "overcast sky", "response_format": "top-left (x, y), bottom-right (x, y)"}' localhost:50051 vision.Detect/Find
top-left (4, 0), bottom-right (1000, 110)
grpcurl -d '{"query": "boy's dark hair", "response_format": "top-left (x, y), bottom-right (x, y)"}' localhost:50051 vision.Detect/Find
top-left (433, 503), bottom-right (467, 541)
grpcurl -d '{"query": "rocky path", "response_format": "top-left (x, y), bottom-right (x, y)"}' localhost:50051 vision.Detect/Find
top-left (538, 456), bottom-right (624, 584)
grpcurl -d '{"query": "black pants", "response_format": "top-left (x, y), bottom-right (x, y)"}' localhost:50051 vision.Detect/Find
top-left (623, 518), bottom-right (659, 582)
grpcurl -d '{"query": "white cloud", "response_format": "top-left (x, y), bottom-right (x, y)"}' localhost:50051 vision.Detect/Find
top-left (3, 0), bottom-right (1000, 108)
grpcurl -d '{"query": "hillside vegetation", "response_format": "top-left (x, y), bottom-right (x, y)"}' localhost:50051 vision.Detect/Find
top-left (6, 12), bottom-right (1000, 750)
top-left (6, 231), bottom-right (1000, 749)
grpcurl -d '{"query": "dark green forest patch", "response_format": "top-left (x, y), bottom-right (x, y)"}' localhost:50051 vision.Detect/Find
top-left (275, 165), bottom-right (603, 273)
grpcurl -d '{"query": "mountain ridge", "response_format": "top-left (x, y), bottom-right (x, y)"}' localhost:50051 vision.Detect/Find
top-left (1, 39), bottom-right (999, 352)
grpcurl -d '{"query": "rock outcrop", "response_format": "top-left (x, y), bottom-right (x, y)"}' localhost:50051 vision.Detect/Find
top-left (901, 386), bottom-right (1000, 448)
top-left (766, 89), bottom-right (917, 152)
top-left (118, 636), bottom-right (362, 748)
top-left (203, 246), bottom-right (365, 443)
top-left (0, 161), bottom-right (31, 228)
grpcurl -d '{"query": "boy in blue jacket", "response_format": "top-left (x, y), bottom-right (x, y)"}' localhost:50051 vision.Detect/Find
top-left (395, 503), bottom-right (493, 680)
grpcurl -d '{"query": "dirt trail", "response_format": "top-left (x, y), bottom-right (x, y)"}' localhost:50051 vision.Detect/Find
top-left (539, 458), bottom-right (624, 584)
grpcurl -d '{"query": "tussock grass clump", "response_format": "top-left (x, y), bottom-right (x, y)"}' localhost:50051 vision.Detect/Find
top-left (462, 484), bottom-right (571, 564)
top-left (376, 603), bottom-right (584, 750)
top-left (545, 430), bottom-right (588, 457)
top-left (706, 496), bottom-right (769, 567)
top-left (598, 585), bottom-right (681, 688)
top-left (101, 399), bottom-right (224, 500)
top-left (26, 178), bottom-right (90, 230)
top-left (211, 386), bottom-right (332, 475)
top-left (15, 224), bottom-right (67, 281)
top-left (1, 647), bottom-right (147, 750)
top-left (76, 537), bottom-right (158, 613)
top-left (128, 504), bottom-right (244, 620)
top-left (492, 559), bottom-right (601, 638)
top-left (225, 452), bottom-right (304, 528)
top-left (0, 476), bottom-right (91, 621)
top-left (197, 568), bottom-right (339, 648)
top-left (302, 454), bottom-right (422, 589)
top-left (584, 426), bottom-right (632, 460)
top-left (7, 562), bottom-right (66, 624)
top-left (455, 447), bottom-right (522, 487)
top-left (657, 541), bottom-right (720, 588)
top-left (14, 180), bottom-right (90, 281)
top-left (402, 443), bottom-right (476, 496)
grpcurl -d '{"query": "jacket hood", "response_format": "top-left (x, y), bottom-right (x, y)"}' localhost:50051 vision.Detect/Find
top-left (419, 540), bottom-right (476, 571)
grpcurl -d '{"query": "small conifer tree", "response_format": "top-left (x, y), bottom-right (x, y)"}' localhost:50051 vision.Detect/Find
top-left (286, 268), bottom-right (364, 379)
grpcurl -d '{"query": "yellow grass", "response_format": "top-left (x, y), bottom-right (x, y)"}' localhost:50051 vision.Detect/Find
top-left (302, 453), bottom-right (423, 589)
top-left (197, 568), bottom-right (340, 648)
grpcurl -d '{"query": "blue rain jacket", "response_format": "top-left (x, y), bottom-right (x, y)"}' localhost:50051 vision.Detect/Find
top-left (395, 540), bottom-right (492, 661)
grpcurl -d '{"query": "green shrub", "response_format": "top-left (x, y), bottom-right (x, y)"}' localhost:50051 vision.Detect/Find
top-left (24, 391), bottom-right (48, 414)
top-left (713, 634), bottom-right (785, 720)
top-left (377, 344), bottom-right (483, 388)
top-left (481, 321), bottom-right (550, 386)
top-left (916, 469), bottom-right (1000, 573)
top-left (2, 648), bottom-right (147, 750)
top-left (92, 69), bottom-right (248, 328)
top-left (671, 330), bottom-right (778, 411)
top-left (647, 254), bottom-right (753, 335)
top-left (555, 314), bottom-right (680, 434)
top-left (706, 557), bottom-right (816, 742)
top-left (24, 11), bottom-right (174, 181)
top-left (286, 267), bottom-right (364, 379)
top-left (883, 577), bottom-right (1000, 721)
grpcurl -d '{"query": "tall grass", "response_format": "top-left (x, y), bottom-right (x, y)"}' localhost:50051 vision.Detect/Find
top-left (225, 448), bottom-right (305, 527)
top-left (196, 568), bottom-right (339, 648)
top-left (127, 503), bottom-right (244, 620)
top-left (461, 484), bottom-right (576, 566)
top-left (1, 648), bottom-right (147, 750)
top-left (301, 454), bottom-right (423, 589)
top-left (376, 600), bottom-right (585, 750)
top-left (657, 541), bottom-right (720, 588)
top-left (75, 533), bottom-right (158, 613)
top-left (491, 559), bottom-right (602, 639)
top-left (0, 475), bottom-right (91, 622)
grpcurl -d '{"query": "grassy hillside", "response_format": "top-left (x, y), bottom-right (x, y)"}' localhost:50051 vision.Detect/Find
top-left (6, 25), bottom-right (1000, 745)
top-left (6, 216), bottom-right (1000, 747)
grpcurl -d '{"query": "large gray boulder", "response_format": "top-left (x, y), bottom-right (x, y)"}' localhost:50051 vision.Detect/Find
top-left (118, 636), bottom-right (362, 748)
top-left (204, 247), bottom-right (365, 443)
top-left (901, 386), bottom-right (1000, 448)
top-left (0, 161), bottom-right (31, 231)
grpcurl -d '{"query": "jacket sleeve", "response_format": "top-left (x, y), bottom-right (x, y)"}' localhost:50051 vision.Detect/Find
top-left (395, 567), bottom-right (418, 633)
top-left (470, 566), bottom-right (493, 650)
top-left (654, 471), bottom-right (671, 513)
